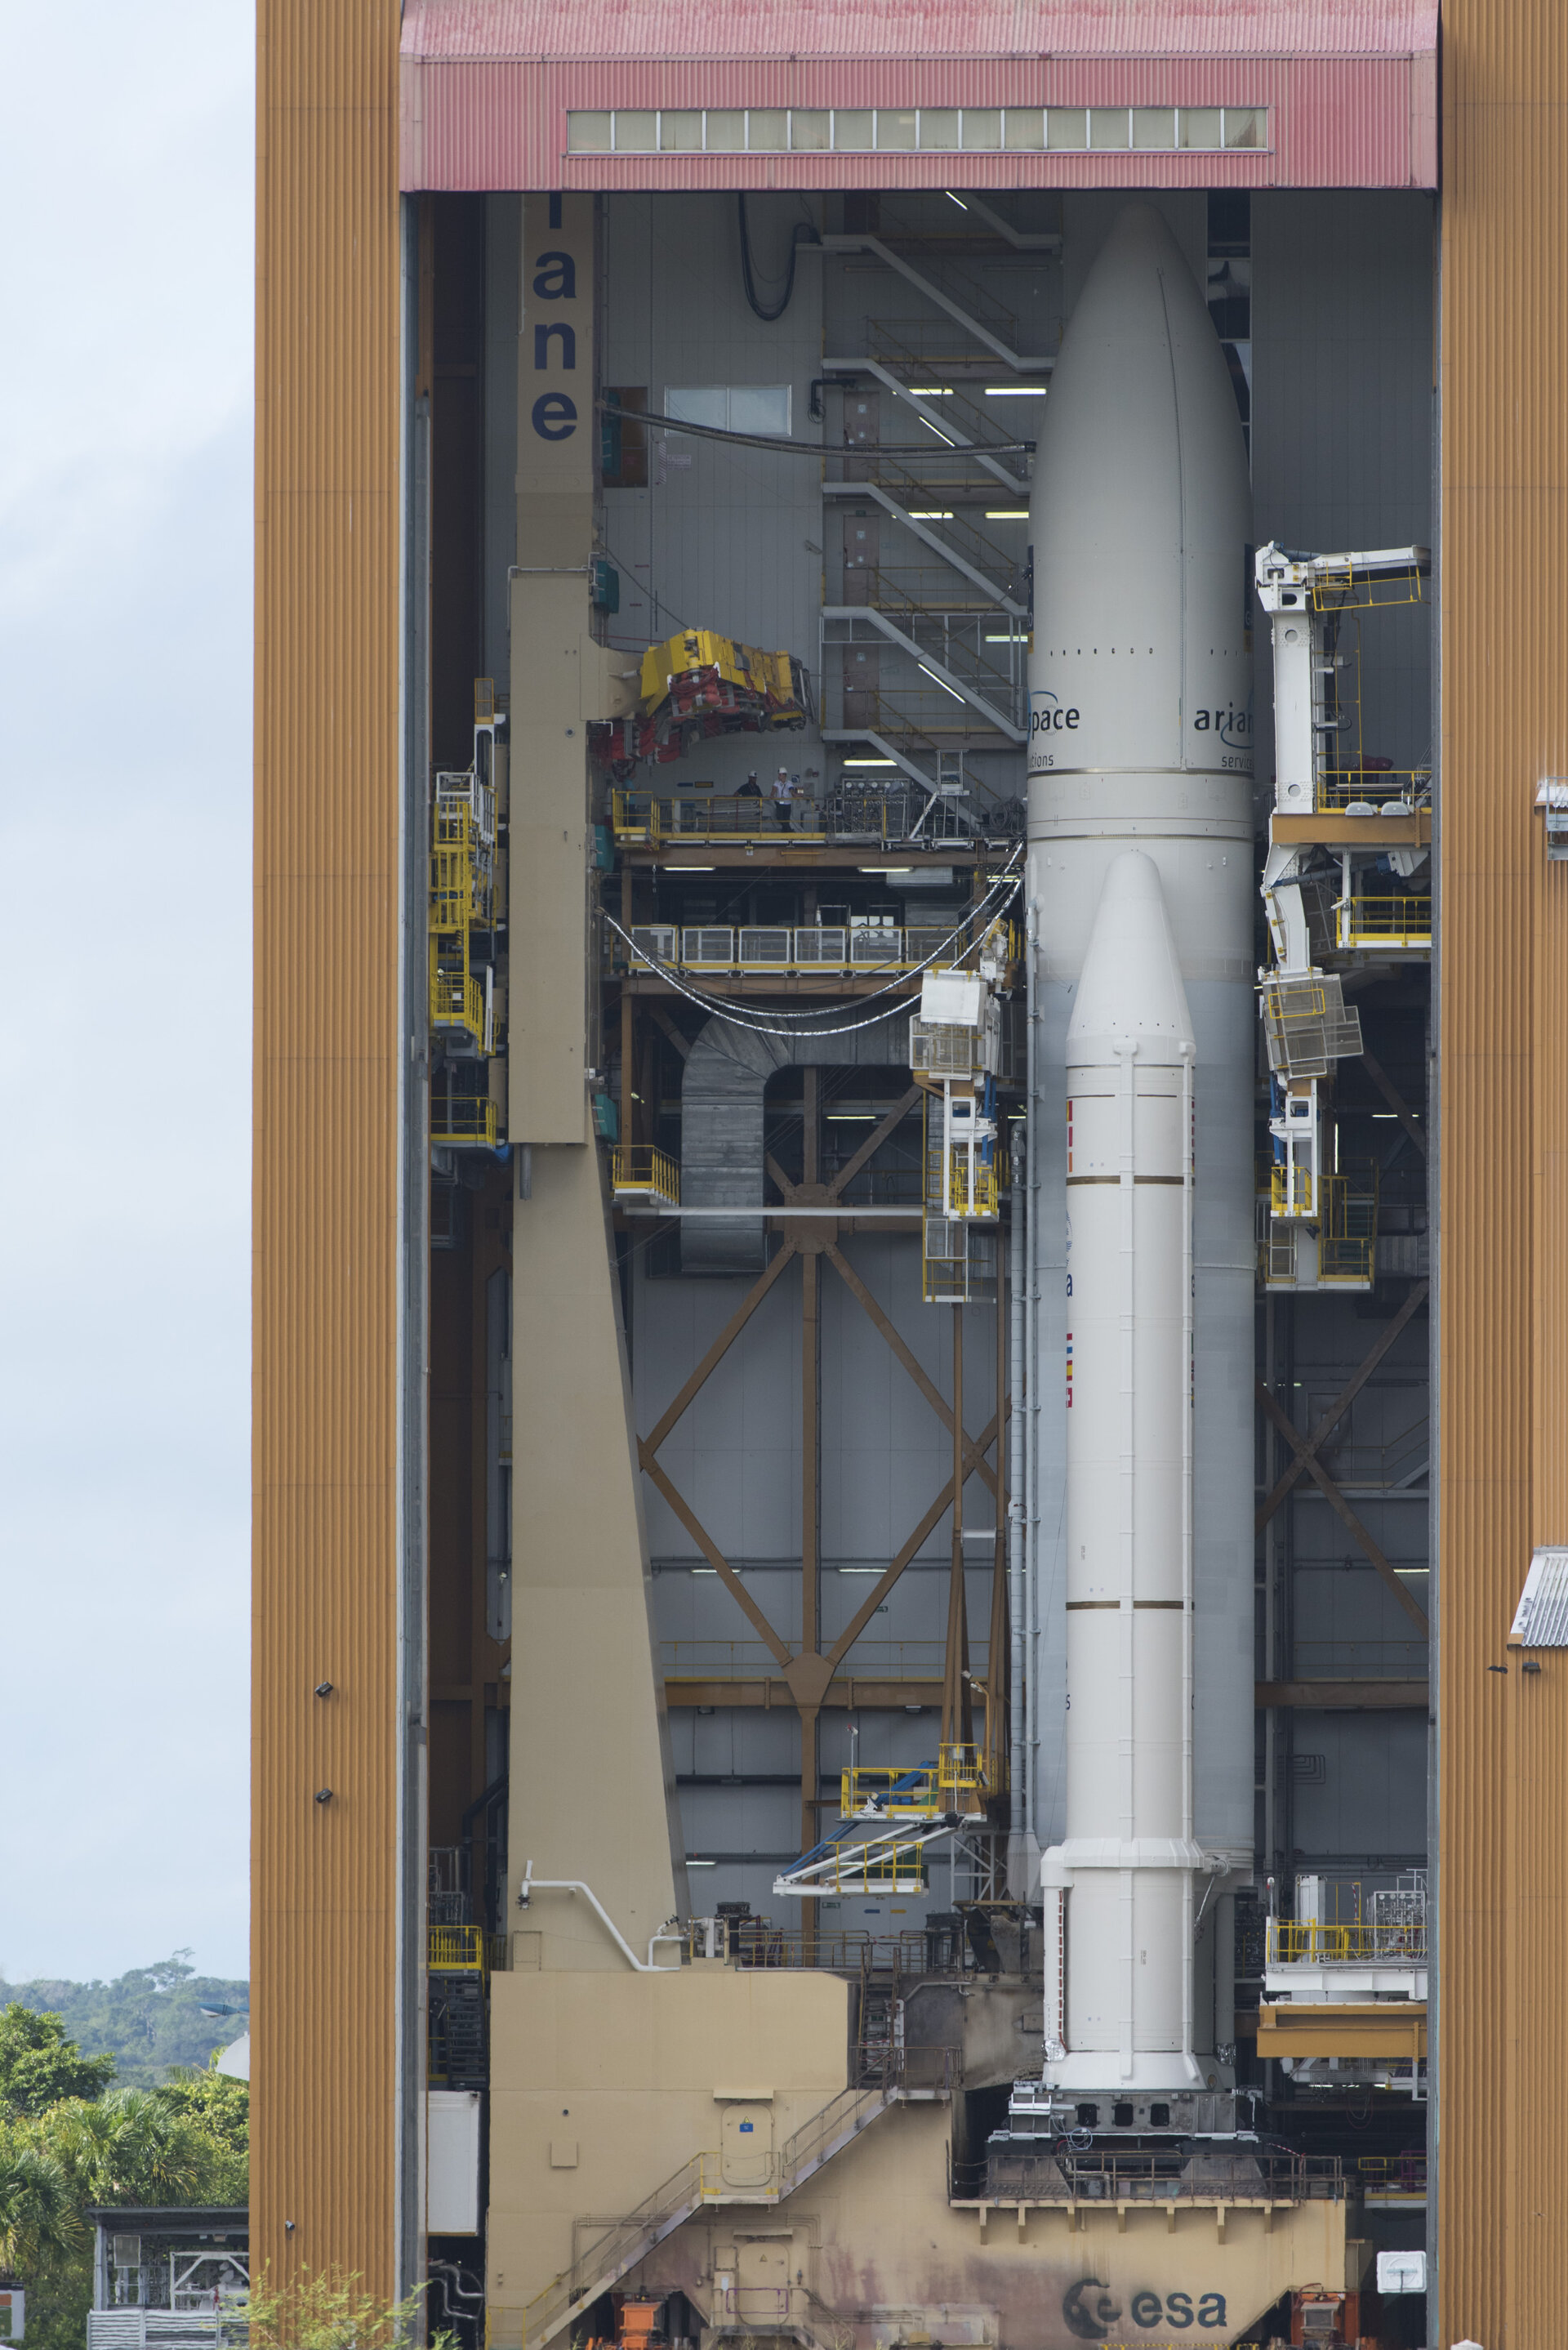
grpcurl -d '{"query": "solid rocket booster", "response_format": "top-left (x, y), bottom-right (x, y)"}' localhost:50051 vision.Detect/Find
top-left (1028, 204), bottom-right (1255, 2085)
top-left (1057, 852), bottom-right (1202, 2082)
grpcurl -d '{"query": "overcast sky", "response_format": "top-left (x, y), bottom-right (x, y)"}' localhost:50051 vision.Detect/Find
top-left (0, 0), bottom-right (253, 1982)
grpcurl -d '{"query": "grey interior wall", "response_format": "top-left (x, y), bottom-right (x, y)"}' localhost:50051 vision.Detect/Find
top-left (631, 1233), bottom-right (998, 1566)
top-left (483, 193), bottom-right (520, 682)
top-left (601, 191), bottom-right (828, 788)
top-left (629, 1229), bottom-right (1002, 1920)
top-left (1251, 192), bottom-right (1436, 789)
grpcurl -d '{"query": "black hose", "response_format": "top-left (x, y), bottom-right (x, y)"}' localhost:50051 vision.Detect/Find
top-left (738, 194), bottom-right (819, 323)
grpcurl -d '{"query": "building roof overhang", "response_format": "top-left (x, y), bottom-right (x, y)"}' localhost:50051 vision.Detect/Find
top-left (400, 0), bottom-right (1438, 193)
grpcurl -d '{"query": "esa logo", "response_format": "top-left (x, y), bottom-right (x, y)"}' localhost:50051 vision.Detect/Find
top-left (1031, 690), bottom-right (1080, 739)
top-left (1192, 701), bottom-right (1252, 749)
top-left (1062, 2276), bottom-right (1227, 2339)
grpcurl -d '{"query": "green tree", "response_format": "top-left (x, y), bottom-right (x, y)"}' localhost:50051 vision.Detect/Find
top-left (0, 2137), bottom-right (82, 2274)
top-left (0, 2009), bottom-right (116, 2120)
top-left (156, 2063), bottom-right (249, 2168)
top-left (0, 1957), bottom-right (249, 2091)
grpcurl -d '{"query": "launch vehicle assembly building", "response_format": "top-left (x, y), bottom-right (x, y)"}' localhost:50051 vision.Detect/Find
top-left (253, 4), bottom-right (1568, 2344)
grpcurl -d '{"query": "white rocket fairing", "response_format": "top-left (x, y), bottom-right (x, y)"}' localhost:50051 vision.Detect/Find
top-left (1027, 205), bottom-right (1255, 2090)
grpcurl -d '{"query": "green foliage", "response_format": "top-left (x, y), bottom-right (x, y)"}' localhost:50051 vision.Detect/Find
top-left (0, 2138), bottom-right (82, 2273)
top-left (238, 2271), bottom-right (447, 2350)
top-left (0, 1956), bottom-right (248, 2092)
top-left (0, 2009), bottom-right (117, 2120)
top-left (0, 2016), bottom-right (249, 2350)
top-left (156, 2066), bottom-right (249, 2166)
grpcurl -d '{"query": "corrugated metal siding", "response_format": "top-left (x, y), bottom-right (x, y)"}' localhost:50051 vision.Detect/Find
top-left (403, 55), bottom-right (1435, 192)
top-left (403, 0), bottom-right (1436, 65)
top-left (254, 0), bottom-right (404, 2302)
top-left (1439, 5), bottom-right (1568, 2342)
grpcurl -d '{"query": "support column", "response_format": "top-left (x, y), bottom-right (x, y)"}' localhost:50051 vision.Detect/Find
top-left (800, 1072), bottom-right (822, 1951)
top-left (942, 1304), bottom-right (974, 1790)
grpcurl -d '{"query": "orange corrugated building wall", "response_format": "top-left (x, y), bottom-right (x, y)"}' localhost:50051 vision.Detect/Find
top-left (1437, 3), bottom-right (1568, 2340)
top-left (252, 0), bottom-right (406, 2303)
top-left (252, 0), bottom-right (1568, 2336)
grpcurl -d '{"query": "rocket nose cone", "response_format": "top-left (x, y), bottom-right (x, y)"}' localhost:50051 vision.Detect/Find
top-left (1066, 850), bottom-right (1195, 1064)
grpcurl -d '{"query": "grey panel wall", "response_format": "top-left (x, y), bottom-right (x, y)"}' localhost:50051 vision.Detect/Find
top-left (602, 192), bottom-right (828, 787)
top-left (1251, 192), bottom-right (1436, 788)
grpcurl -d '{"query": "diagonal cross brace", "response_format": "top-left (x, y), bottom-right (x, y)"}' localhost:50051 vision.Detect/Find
top-left (1257, 1383), bottom-right (1428, 1631)
top-left (1255, 1279), bottom-right (1429, 1532)
top-left (826, 1240), bottom-right (1000, 1501)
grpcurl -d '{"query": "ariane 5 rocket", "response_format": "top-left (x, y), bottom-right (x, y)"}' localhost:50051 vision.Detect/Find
top-left (1027, 203), bottom-right (1256, 2098)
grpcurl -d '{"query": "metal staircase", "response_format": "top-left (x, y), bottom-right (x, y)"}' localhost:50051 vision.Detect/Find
top-left (820, 193), bottom-right (1052, 809)
top-left (503, 2078), bottom-right (902, 2348)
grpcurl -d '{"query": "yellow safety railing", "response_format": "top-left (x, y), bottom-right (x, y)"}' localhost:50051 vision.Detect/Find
top-left (806, 1839), bottom-right (931, 1893)
top-left (431, 1090), bottom-right (498, 1149)
top-left (1311, 564), bottom-right (1426, 613)
top-left (654, 795), bottom-right (827, 845)
top-left (947, 1157), bottom-right (1000, 1220)
top-left (611, 789), bottom-right (653, 841)
top-left (840, 1764), bottom-right (942, 1818)
top-left (611, 1145), bottom-right (680, 1206)
top-left (938, 1742), bottom-right (985, 1794)
top-left (1314, 768), bottom-right (1430, 812)
top-left (1267, 1919), bottom-right (1427, 1966)
top-left (1336, 894), bottom-right (1432, 951)
top-left (430, 951), bottom-right (486, 1048)
top-left (1317, 1173), bottom-right (1378, 1286)
top-left (1271, 1162), bottom-right (1314, 1220)
top-left (429, 1924), bottom-right (488, 1973)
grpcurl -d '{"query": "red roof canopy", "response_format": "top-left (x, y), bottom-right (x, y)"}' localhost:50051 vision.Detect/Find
top-left (401, 0), bottom-right (1438, 190)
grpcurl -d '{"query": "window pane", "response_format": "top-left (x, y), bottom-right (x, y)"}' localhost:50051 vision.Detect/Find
top-left (1178, 107), bottom-right (1223, 149)
top-left (834, 109), bottom-right (875, 149)
top-left (614, 110), bottom-right (657, 152)
top-left (1223, 107), bottom-right (1264, 149)
top-left (1131, 107), bottom-right (1176, 149)
top-left (920, 108), bottom-right (960, 150)
top-left (729, 386), bottom-right (792, 438)
top-left (1088, 108), bottom-right (1129, 150)
top-left (660, 111), bottom-right (702, 152)
top-left (1004, 109), bottom-right (1045, 150)
top-left (876, 109), bottom-right (918, 149)
top-left (747, 109), bottom-right (787, 150)
top-left (1045, 108), bottom-right (1086, 150)
top-left (567, 112), bottom-right (612, 154)
top-left (705, 110), bottom-right (745, 150)
top-left (665, 388), bottom-right (728, 429)
top-left (960, 108), bottom-right (1001, 151)
top-left (791, 109), bottom-right (831, 151)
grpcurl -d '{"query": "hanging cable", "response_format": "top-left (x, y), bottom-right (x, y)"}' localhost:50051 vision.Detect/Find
top-left (599, 397), bottom-right (1034, 462)
top-left (600, 847), bottom-right (1023, 1041)
top-left (604, 846), bottom-right (1020, 1024)
top-left (737, 195), bottom-right (820, 323)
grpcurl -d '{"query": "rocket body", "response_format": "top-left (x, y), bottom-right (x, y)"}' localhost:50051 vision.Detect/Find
top-left (1027, 206), bottom-right (1254, 2088)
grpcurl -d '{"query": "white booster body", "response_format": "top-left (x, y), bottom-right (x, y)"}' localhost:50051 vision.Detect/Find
top-left (1028, 204), bottom-right (1254, 2085)
top-left (1058, 854), bottom-right (1200, 2078)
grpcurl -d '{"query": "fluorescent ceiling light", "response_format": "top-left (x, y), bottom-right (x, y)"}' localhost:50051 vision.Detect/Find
top-left (827, 1113), bottom-right (878, 1121)
top-left (919, 662), bottom-right (967, 702)
top-left (908, 510), bottom-right (954, 519)
top-left (843, 757), bottom-right (897, 768)
top-left (984, 385), bottom-right (1046, 395)
top-left (909, 387), bottom-right (953, 396)
top-left (860, 865), bottom-right (913, 873)
top-left (945, 191), bottom-right (969, 211)
top-left (687, 1858), bottom-right (719, 1867)
top-left (840, 1565), bottom-right (884, 1573)
top-left (679, 864), bottom-right (716, 871)
top-left (919, 418), bottom-right (956, 446)
top-left (985, 631), bottom-right (1022, 642)
top-left (985, 509), bottom-right (1029, 519)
